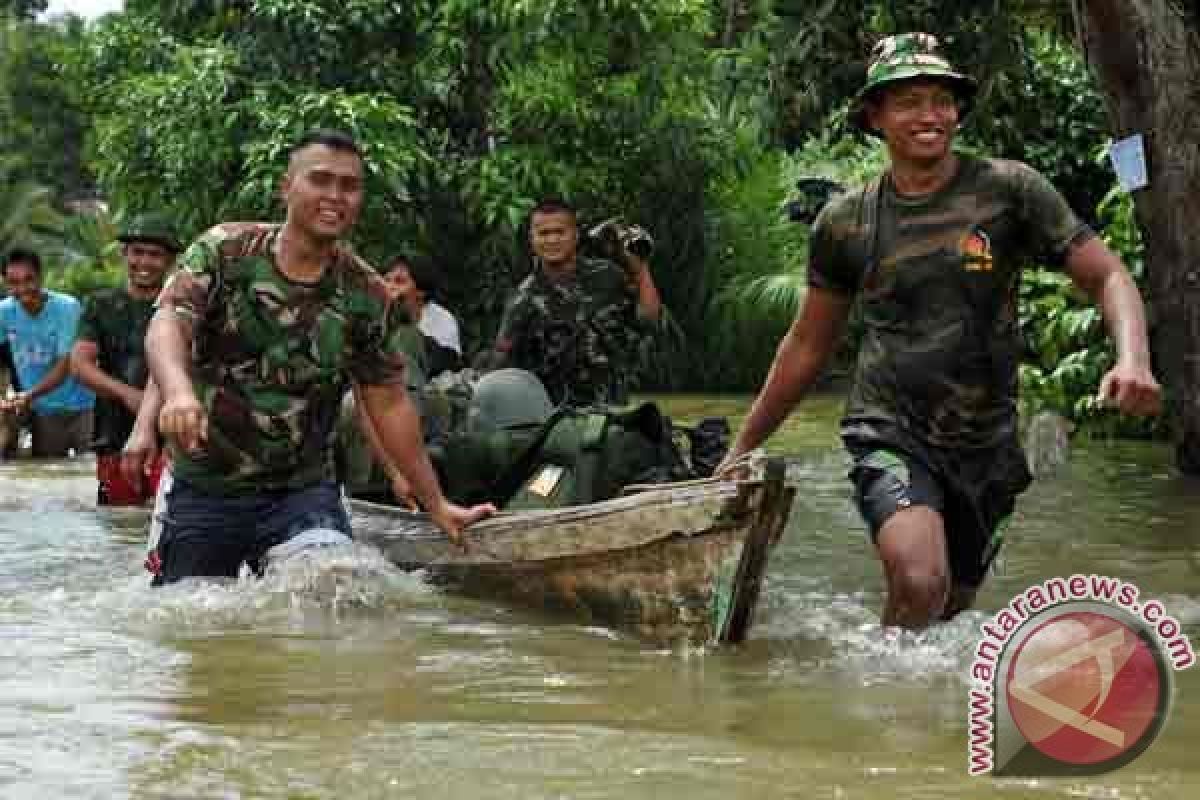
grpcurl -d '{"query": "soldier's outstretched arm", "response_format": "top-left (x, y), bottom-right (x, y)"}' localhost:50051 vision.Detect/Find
top-left (721, 287), bottom-right (852, 469)
top-left (1064, 237), bottom-right (1161, 416)
top-left (146, 310), bottom-right (207, 453)
top-left (358, 382), bottom-right (495, 546)
top-left (350, 383), bottom-right (415, 508)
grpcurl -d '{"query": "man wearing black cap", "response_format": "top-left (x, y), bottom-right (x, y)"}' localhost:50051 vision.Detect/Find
top-left (70, 213), bottom-right (181, 505)
top-left (720, 33), bottom-right (1161, 629)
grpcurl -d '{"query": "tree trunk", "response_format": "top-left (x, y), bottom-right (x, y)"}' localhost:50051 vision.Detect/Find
top-left (1079, 0), bottom-right (1200, 472)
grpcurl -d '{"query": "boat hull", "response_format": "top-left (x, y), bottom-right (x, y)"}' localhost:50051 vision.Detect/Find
top-left (350, 463), bottom-right (794, 645)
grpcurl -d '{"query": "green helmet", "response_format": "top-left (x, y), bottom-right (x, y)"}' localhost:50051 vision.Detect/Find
top-left (467, 369), bottom-right (555, 434)
top-left (849, 32), bottom-right (977, 137)
top-left (117, 212), bottom-right (183, 253)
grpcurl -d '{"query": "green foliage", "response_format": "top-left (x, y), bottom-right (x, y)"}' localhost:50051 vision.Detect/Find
top-left (0, 1), bottom-right (46, 21)
top-left (43, 210), bottom-right (125, 297)
top-left (701, 131), bottom-right (887, 386)
top-left (764, 1), bottom-right (1070, 145)
top-left (4, 0), bottom-right (1149, 414)
top-left (0, 155), bottom-right (63, 257)
top-left (964, 29), bottom-right (1111, 225)
top-left (1018, 182), bottom-right (1161, 438)
top-left (79, 0), bottom-right (754, 387)
top-left (0, 13), bottom-right (91, 197)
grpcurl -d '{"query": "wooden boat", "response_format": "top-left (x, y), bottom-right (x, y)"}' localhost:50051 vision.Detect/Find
top-left (350, 457), bottom-right (795, 646)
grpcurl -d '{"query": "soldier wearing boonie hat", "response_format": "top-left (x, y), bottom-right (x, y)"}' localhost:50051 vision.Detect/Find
top-left (720, 33), bottom-right (1161, 630)
top-left (70, 211), bottom-right (183, 507)
top-left (848, 32), bottom-right (977, 136)
top-left (116, 212), bottom-right (184, 254)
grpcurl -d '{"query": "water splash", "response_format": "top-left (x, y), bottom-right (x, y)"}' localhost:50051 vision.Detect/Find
top-left (24, 542), bottom-right (436, 638)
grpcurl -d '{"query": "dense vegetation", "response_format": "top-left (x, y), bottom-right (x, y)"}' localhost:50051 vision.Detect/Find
top-left (0, 1), bottom-right (1155, 435)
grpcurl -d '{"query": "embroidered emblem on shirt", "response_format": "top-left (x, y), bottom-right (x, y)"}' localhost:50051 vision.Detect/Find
top-left (961, 227), bottom-right (994, 272)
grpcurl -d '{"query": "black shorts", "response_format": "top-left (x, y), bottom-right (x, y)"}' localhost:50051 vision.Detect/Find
top-left (846, 437), bottom-right (1032, 590)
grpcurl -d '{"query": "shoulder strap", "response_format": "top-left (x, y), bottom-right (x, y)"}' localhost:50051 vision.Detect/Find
top-left (486, 407), bottom-right (574, 504)
top-left (856, 174), bottom-right (887, 293)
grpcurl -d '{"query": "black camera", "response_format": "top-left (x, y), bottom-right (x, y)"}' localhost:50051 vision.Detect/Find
top-left (586, 217), bottom-right (655, 264)
top-left (784, 178), bottom-right (846, 224)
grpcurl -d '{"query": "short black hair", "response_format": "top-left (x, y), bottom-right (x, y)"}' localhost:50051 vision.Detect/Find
top-left (288, 129), bottom-right (364, 162)
top-left (387, 253), bottom-right (444, 302)
top-left (528, 197), bottom-right (576, 225)
top-left (2, 247), bottom-right (42, 276)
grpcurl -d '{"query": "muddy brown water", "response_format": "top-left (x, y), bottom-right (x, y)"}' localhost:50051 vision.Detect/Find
top-left (1, 394), bottom-right (1197, 798)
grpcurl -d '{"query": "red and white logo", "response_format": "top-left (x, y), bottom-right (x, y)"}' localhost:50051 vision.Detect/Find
top-left (968, 577), bottom-right (1193, 777)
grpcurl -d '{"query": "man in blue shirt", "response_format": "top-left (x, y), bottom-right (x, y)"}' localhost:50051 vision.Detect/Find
top-left (0, 248), bottom-right (95, 457)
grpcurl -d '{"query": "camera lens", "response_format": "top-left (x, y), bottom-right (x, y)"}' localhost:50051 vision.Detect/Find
top-left (628, 237), bottom-right (654, 258)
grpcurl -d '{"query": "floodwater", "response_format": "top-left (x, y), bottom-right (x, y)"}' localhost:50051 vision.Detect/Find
top-left (1, 394), bottom-right (1197, 799)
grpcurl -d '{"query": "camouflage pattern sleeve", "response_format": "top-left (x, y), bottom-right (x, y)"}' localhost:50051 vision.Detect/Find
top-left (155, 226), bottom-right (223, 326)
top-left (1008, 160), bottom-right (1095, 267)
top-left (805, 197), bottom-right (862, 296)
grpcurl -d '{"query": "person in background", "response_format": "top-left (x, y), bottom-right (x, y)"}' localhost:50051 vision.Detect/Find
top-left (480, 198), bottom-right (661, 406)
top-left (382, 254), bottom-right (463, 378)
top-left (0, 248), bottom-right (95, 457)
top-left (71, 213), bottom-right (181, 504)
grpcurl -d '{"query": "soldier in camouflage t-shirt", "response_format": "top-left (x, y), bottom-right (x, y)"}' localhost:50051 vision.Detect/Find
top-left (721, 34), bottom-right (1161, 629)
top-left (483, 198), bottom-right (662, 406)
top-left (145, 130), bottom-right (494, 584)
top-left (72, 213), bottom-right (181, 505)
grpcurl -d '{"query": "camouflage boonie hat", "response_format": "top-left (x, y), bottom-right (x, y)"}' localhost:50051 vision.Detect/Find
top-left (117, 212), bottom-right (183, 253)
top-left (849, 32), bottom-right (977, 137)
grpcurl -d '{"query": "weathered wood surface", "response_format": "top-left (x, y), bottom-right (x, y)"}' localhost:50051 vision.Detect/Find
top-left (717, 459), bottom-right (793, 643)
top-left (352, 481), bottom-right (744, 566)
top-left (350, 471), bottom-right (794, 644)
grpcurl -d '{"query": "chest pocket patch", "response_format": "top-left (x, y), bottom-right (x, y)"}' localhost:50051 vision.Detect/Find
top-left (961, 226), bottom-right (994, 272)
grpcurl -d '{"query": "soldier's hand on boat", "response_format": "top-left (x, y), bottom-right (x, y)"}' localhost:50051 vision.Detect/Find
top-left (159, 391), bottom-right (208, 453)
top-left (428, 500), bottom-right (498, 550)
top-left (714, 449), bottom-right (752, 481)
top-left (1098, 360), bottom-right (1162, 417)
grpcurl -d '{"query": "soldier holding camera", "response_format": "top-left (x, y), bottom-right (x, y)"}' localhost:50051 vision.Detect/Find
top-left (482, 198), bottom-right (661, 406)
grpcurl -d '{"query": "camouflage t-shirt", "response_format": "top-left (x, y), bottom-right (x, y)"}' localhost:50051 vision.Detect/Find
top-left (156, 223), bottom-right (406, 495)
top-left (77, 288), bottom-right (156, 454)
top-left (493, 256), bottom-right (647, 405)
top-left (808, 156), bottom-right (1093, 451)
